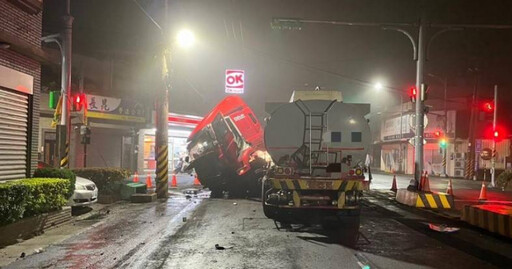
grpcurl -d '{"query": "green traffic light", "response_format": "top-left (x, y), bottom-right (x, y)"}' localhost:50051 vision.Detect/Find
top-left (439, 138), bottom-right (447, 148)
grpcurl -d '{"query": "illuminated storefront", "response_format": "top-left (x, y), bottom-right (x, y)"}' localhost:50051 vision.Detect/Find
top-left (137, 113), bottom-right (202, 175)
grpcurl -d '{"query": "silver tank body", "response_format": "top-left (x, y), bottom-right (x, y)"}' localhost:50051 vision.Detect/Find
top-left (265, 100), bottom-right (371, 170)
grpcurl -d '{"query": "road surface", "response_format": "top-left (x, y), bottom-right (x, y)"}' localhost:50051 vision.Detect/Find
top-left (4, 176), bottom-right (512, 268)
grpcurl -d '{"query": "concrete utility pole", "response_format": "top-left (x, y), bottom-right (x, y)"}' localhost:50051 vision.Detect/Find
top-left (133, 0), bottom-right (169, 198)
top-left (42, 0), bottom-right (73, 169)
top-left (491, 85), bottom-right (498, 187)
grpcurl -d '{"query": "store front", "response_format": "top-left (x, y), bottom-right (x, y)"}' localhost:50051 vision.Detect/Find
top-left (137, 113), bottom-right (202, 175)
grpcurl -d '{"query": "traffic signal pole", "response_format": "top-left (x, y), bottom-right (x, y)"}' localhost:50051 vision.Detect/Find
top-left (491, 85), bottom-right (498, 187)
top-left (414, 21), bottom-right (426, 183)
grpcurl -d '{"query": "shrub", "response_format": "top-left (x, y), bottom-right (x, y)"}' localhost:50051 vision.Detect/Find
top-left (0, 178), bottom-right (69, 226)
top-left (33, 168), bottom-right (76, 199)
top-left (72, 168), bottom-right (131, 195)
top-left (497, 170), bottom-right (512, 190)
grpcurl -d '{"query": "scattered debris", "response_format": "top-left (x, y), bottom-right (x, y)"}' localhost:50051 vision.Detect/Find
top-left (252, 210), bottom-right (256, 212)
top-left (233, 202), bottom-right (238, 205)
top-left (428, 223), bottom-right (460, 233)
top-left (231, 231), bottom-right (235, 234)
top-left (183, 217), bottom-right (187, 222)
top-left (34, 248), bottom-right (44, 254)
top-left (214, 244), bottom-right (233, 250)
top-left (100, 253), bottom-right (104, 256)
top-left (20, 252), bottom-right (25, 258)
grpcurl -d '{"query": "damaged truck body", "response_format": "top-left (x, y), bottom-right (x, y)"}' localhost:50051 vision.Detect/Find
top-left (186, 96), bottom-right (268, 197)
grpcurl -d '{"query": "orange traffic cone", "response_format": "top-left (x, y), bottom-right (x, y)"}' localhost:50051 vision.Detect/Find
top-left (193, 174), bottom-right (201, 186)
top-left (146, 173), bottom-right (153, 188)
top-left (478, 181), bottom-right (487, 200)
top-left (390, 174), bottom-right (398, 192)
top-left (423, 172), bottom-right (431, 192)
top-left (133, 172), bottom-right (139, 183)
top-left (170, 174), bottom-right (178, 188)
top-left (446, 179), bottom-right (454, 195)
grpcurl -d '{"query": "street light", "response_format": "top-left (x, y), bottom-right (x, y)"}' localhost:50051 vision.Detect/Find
top-left (176, 29), bottom-right (195, 48)
top-left (374, 82), bottom-right (383, 91)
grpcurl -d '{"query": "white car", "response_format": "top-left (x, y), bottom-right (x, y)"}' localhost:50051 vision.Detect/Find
top-left (71, 176), bottom-right (98, 206)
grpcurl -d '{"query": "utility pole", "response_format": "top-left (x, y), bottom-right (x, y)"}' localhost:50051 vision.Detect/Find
top-left (155, 0), bottom-right (170, 198)
top-left (52, 0), bottom-right (73, 169)
top-left (491, 85), bottom-right (498, 187)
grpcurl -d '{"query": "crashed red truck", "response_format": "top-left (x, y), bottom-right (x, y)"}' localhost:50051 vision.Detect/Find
top-left (185, 96), bottom-right (268, 197)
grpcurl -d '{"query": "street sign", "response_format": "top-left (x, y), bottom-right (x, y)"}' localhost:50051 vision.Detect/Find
top-left (225, 69), bottom-right (244, 94)
top-left (480, 148), bottom-right (492, 161)
top-left (409, 114), bottom-right (429, 130)
top-left (408, 137), bottom-right (427, 147)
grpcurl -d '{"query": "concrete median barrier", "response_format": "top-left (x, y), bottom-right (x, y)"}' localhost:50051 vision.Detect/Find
top-left (396, 189), bottom-right (454, 209)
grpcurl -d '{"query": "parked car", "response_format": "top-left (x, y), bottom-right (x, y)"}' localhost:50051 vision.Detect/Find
top-left (37, 161), bottom-right (98, 206)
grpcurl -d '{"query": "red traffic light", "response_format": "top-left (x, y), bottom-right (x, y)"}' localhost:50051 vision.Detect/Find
top-left (482, 102), bottom-right (494, 113)
top-left (434, 130), bottom-right (442, 137)
top-left (409, 87), bottom-right (417, 103)
top-left (494, 130), bottom-right (499, 138)
top-left (73, 93), bottom-right (86, 111)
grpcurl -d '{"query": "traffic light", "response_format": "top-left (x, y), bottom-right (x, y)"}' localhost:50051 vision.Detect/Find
top-left (73, 93), bottom-right (86, 111)
top-left (434, 130), bottom-right (442, 138)
top-left (494, 130), bottom-right (500, 139)
top-left (439, 138), bottom-right (447, 148)
top-left (409, 87), bottom-right (417, 103)
top-left (482, 102), bottom-right (494, 113)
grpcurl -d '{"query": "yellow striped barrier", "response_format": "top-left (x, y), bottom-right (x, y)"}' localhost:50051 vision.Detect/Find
top-left (396, 189), bottom-right (454, 209)
top-left (462, 204), bottom-right (512, 239)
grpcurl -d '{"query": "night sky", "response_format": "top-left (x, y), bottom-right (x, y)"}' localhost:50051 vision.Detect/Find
top-left (43, 0), bottom-right (512, 126)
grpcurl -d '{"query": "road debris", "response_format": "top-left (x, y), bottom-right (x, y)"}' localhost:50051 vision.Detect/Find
top-left (20, 252), bottom-right (25, 258)
top-left (214, 244), bottom-right (233, 250)
top-left (183, 217), bottom-right (187, 222)
top-left (233, 202), bottom-right (238, 205)
top-left (428, 223), bottom-right (460, 233)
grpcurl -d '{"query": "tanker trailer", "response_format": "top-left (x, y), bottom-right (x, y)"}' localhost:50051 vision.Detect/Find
top-left (262, 90), bottom-right (371, 244)
top-left (186, 96), bottom-right (268, 197)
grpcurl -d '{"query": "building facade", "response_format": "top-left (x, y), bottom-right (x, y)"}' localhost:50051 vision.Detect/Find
top-left (374, 99), bottom-right (472, 177)
top-left (0, 0), bottom-right (46, 179)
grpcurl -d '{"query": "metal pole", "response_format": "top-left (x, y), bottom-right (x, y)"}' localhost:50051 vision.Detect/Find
top-left (399, 95), bottom-right (403, 172)
top-left (491, 85), bottom-right (498, 187)
top-left (442, 77), bottom-right (448, 177)
top-left (57, 0), bottom-right (73, 169)
top-left (414, 20), bottom-right (425, 186)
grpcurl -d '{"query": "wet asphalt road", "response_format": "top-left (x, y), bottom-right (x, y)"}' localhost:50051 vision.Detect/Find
top-left (5, 178), bottom-right (512, 268)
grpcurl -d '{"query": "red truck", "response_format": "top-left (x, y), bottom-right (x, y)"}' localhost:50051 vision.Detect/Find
top-left (186, 96), bottom-right (268, 197)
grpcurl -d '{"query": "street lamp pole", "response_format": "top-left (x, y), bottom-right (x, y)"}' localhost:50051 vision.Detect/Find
top-left (41, 0), bottom-right (73, 169)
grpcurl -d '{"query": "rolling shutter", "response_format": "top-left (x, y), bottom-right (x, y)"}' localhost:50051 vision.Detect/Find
top-left (0, 88), bottom-right (28, 180)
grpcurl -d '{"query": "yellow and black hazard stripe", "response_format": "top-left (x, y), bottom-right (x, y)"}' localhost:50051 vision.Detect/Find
top-left (270, 178), bottom-right (363, 191)
top-left (155, 144), bottom-right (168, 197)
top-left (415, 192), bottom-right (454, 209)
top-left (60, 141), bottom-right (69, 168)
top-left (462, 205), bottom-right (512, 239)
